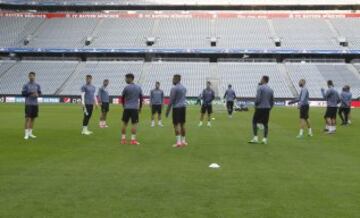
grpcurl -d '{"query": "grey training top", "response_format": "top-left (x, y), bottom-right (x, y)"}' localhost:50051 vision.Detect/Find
top-left (98, 86), bottom-right (110, 103)
top-left (81, 84), bottom-right (96, 105)
top-left (201, 88), bottom-right (215, 105)
top-left (22, 82), bottom-right (41, 105)
top-left (122, 83), bottom-right (143, 109)
top-left (255, 84), bottom-right (274, 109)
top-left (293, 87), bottom-right (309, 106)
top-left (224, 88), bottom-right (236, 102)
top-left (169, 83), bottom-right (187, 108)
top-left (150, 88), bottom-right (164, 105)
top-left (321, 87), bottom-right (340, 107)
top-left (340, 91), bottom-right (352, 108)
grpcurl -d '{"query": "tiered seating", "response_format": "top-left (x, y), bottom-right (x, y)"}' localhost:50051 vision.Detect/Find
top-left (142, 62), bottom-right (211, 96)
top-left (60, 61), bottom-right (143, 95)
top-left (285, 63), bottom-right (327, 98)
top-left (218, 62), bottom-right (292, 98)
top-left (1, 16), bottom-right (360, 50)
top-left (215, 18), bottom-right (274, 49)
top-left (330, 18), bottom-right (360, 49)
top-left (89, 18), bottom-right (154, 48)
top-left (316, 64), bottom-right (360, 97)
top-left (0, 17), bottom-right (43, 48)
top-left (153, 18), bottom-right (211, 48)
top-left (0, 61), bottom-right (78, 95)
top-left (26, 18), bottom-right (98, 49)
top-left (272, 18), bottom-right (341, 49)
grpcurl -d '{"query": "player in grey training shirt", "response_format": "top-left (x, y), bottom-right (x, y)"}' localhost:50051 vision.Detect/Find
top-left (166, 74), bottom-right (188, 148)
top-left (249, 76), bottom-right (274, 145)
top-left (81, 75), bottom-right (98, 135)
top-left (98, 79), bottom-right (110, 128)
top-left (338, 85), bottom-right (352, 125)
top-left (223, 84), bottom-right (237, 117)
top-left (199, 81), bottom-right (215, 127)
top-left (22, 72), bottom-right (41, 140)
top-left (321, 80), bottom-right (340, 134)
top-left (121, 73), bottom-right (143, 145)
top-left (288, 79), bottom-right (313, 138)
top-left (150, 81), bottom-right (164, 127)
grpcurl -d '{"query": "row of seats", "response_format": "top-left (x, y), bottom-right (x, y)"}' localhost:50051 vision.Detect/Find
top-left (1, 17), bottom-right (360, 49)
top-left (0, 60), bottom-right (359, 98)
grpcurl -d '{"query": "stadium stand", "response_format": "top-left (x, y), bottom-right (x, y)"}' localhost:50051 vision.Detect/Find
top-left (60, 61), bottom-right (144, 95)
top-left (142, 61), bottom-right (212, 95)
top-left (215, 18), bottom-right (274, 49)
top-left (218, 62), bottom-right (292, 98)
top-left (330, 18), bottom-right (360, 49)
top-left (271, 18), bottom-right (341, 49)
top-left (0, 60), bottom-right (360, 98)
top-left (1, 16), bottom-right (359, 49)
top-left (0, 17), bottom-right (43, 48)
top-left (26, 18), bottom-right (98, 49)
top-left (0, 60), bottom-right (78, 95)
top-left (89, 18), bottom-right (154, 48)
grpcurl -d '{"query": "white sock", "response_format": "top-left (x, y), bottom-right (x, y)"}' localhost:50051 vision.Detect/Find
top-left (181, 136), bottom-right (186, 143)
top-left (308, 128), bottom-right (313, 135)
top-left (121, 134), bottom-right (126, 140)
top-left (83, 126), bottom-right (87, 131)
top-left (333, 126), bottom-right (336, 131)
top-left (25, 129), bottom-right (29, 136)
top-left (131, 134), bottom-right (136, 140)
top-left (158, 120), bottom-right (162, 124)
top-left (199, 121), bottom-right (203, 125)
top-left (253, 136), bottom-right (258, 141)
top-left (299, 129), bottom-right (304, 135)
top-left (207, 121), bottom-right (211, 125)
top-left (325, 125), bottom-right (329, 130)
top-left (176, 135), bottom-right (181, 144)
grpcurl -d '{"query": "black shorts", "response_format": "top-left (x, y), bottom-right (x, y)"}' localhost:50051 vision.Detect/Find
top-left (101, 102), bottom-right (110, 113)
top-left (201, 104), bottom-right (213, 114)
top-left (84, 104), bottom-right (93, 117)
top-left (253, 108), bottom-right (270, 125)
top-left (122, 109), bottom-right (139, 124)
top-left (172, 107), bottom-right (186, 125)
top-left (226, 101), bottom-right (234, 109)
top-left (299, 105), bottom-right (310, 119)
top-left (324, 107), bottom-right (337, 119)
top-left (25, 105), bottom-right (39, 118)
top-left (151, 104), bottom-right (162, 115)
top-left (339, 107), bottom-right (351, 115)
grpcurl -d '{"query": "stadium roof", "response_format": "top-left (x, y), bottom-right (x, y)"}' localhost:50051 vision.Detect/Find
top-left (0, 0), bottom-right (359, 6)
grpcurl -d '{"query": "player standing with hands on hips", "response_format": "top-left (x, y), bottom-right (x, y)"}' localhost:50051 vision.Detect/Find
top-left (22, 72), bottom-right (41, 140)
top-left (81, 75), bottom-right (98, 135)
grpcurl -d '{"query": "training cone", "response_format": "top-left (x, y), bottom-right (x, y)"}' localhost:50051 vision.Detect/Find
top-left (209, 163), bottom-right (220, 169)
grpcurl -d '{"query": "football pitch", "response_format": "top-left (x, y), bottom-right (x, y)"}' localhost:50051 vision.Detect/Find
top-left (0, 104), bottom-right (359, 218)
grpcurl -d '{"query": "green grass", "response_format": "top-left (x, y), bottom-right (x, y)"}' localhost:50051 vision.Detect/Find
top-left (0, 104), bottom-right (359, 218)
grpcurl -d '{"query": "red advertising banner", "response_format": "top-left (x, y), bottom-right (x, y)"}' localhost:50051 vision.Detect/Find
top-left (1, 11), bottom-right (360, 19)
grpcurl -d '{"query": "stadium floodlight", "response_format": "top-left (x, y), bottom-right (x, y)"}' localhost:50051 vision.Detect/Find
top-left (273, 37), bottom-right (281, 47)
top-left (338, 37), bottom-right (348, 47)
top-left (210, 37), bottom-right (218, 47)
top-left (85, 37), bottom-right (93, 46)
top-left (146, 37), bottom-right (156, 46)
top-left (23, 35), bottom-right (32, 46)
